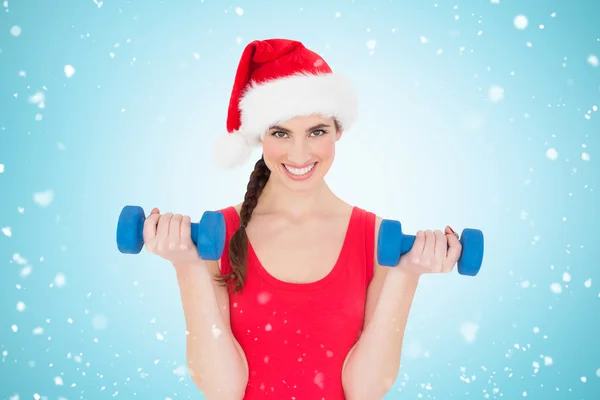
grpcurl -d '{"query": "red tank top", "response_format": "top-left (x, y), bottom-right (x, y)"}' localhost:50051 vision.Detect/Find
top-left (218, 206), bottom-right (376, 399)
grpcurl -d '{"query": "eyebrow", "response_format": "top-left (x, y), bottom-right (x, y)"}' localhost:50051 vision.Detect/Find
top-left (269, 123), bottom-right (331, 133)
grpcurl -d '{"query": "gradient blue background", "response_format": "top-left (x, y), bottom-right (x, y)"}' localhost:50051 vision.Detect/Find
top-left (1, 0), bottom-right (599, 399)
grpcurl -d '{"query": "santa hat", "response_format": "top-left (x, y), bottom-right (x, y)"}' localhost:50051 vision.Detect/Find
top-left (213, 38), bottom-right (358, 168)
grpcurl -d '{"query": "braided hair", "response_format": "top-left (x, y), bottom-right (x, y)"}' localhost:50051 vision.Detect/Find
top-left (216, 156), bottom-right (271, 293)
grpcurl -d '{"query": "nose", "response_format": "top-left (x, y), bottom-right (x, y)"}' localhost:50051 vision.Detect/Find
top-left (287, 137), bottom-right (312, 165)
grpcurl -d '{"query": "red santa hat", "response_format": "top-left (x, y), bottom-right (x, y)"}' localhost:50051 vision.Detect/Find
top-left (213, 38), bottom-right (358, 168)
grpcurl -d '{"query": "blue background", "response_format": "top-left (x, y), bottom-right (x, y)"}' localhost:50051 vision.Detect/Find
top-left (1, 0), bottom-right (599, 399)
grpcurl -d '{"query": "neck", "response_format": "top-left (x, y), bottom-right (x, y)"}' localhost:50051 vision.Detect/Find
top-left (256, 177), bottom-right (334, 217)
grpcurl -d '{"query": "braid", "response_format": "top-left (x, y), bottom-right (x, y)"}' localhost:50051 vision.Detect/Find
top-left (216, 156), bottom-right (270, 293)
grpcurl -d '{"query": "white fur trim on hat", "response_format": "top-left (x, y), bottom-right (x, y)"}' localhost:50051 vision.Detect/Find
top-left (213, 129), bottom-right (253, 169)
top-left (214, 72), bottom-right (358, 169)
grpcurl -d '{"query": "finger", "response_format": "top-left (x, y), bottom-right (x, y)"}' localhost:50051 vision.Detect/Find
top-left (156, 212), bottom-right (173, 246)
top-left (409, 230), bottom-right (425, 259)
top-left (169, 214), bottom-right (183, 249)
top-left (443, 232), bottom-right (462, 272)
top-left (434, 230), bottom-right (446, 272)
top-left (422, 230), bottom-right (435, 267)
top-left (180, 215), bottom-right (192, 250)
top-left (142, 212), bottom-right (161, 247)
top-left (445, 225), bottom-right (459, 240)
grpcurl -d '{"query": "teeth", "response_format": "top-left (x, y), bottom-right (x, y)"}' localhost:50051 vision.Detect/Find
top-left (284, 163), bottom-right (315, 176)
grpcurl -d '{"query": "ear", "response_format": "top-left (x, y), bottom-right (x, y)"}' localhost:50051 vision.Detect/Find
top-left (335, 128), bottom-right (343, 141)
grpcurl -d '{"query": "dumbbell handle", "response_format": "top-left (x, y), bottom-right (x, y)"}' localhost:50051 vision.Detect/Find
top-left (129, 217), bottom-right (201, 245)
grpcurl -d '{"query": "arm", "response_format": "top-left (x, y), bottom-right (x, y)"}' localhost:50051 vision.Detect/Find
top-left (175, 259), bottom-right (249, 399)
top-left (341, 216), bottom-right (420, 400)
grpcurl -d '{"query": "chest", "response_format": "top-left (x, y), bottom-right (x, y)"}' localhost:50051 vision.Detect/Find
top-left (247, 215), bottom-right (350, 283)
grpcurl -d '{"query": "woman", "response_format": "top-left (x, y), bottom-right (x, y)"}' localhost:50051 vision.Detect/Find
top-left (142, 39), bottom-right (462, 399)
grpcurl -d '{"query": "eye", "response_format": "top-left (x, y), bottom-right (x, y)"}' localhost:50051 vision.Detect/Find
top-left (271, 131), bottom-right (288, 138)
top-left (310, 129), bottom-right (327, 137)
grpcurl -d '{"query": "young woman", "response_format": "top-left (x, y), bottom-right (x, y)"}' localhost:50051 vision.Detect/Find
top-left (142, 39), bottom-right (462, 399)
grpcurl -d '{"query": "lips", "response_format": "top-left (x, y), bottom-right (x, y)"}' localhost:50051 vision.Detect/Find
top-left (283, 162), bottom-right (316, 176)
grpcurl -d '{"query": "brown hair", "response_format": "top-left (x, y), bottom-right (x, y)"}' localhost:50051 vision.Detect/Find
top-left (216, 156), bottom-right (271, 293)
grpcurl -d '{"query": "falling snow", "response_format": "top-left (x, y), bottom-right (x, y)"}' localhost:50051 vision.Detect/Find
top-left (513, 15), bottom-right (528, 30)
top-left (1, 2), bottom-right (597, 399)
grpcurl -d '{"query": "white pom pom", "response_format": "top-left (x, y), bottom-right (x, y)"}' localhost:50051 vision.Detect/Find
top-left (213, 130), bottom-right (253, 169)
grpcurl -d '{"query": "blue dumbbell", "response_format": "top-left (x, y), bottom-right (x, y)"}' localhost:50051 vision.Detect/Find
top-left (116, 205), bottom-right (226, 260)
top-left (377, 220), bottom-right (484, 276)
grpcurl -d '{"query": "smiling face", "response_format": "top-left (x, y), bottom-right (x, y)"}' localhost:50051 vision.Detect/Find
top-left (261, 114), bottom-right (342, 192)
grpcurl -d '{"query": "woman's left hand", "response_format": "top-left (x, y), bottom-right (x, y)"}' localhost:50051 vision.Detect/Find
top-left (398, 226), bottom-right (462, 277)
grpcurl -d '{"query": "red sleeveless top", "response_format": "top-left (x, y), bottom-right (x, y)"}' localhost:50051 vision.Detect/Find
top-left (218, 206), bottom-right (376, 399)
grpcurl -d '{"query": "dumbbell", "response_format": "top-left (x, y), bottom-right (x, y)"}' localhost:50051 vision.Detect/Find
top-left (377, 219), bottom-right (484, 276)
top-left (116, 205), bottom-right (226, 260)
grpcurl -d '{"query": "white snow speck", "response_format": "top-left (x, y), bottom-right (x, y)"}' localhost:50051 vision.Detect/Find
top-left (550, 283), bottom-right (562, 293)
top-left (54, 376), bottom-right (64, 386)
top-left (28, 92), bottom-right (45, 108)
top-left (257, 291), bottom-right (271, 304)
top-left (0, 164), bottom-right (4, 173)
top-left (488, 85), bottom-right (504, 103)
top-left (513, 15), bottom-right (528, 30)
top-left (64, 65), bottom-right (76, 78)
top-left (173, 365), bottom-right (187, 376)
top-left (588, 55), bottom-right (599, 67)
top-left (16, 301), bottom-right (26, 312)
top-left (11, 325), bottom-right (18, 332)
top-left (335, 12), bottom-right (341, 18)
top-left (420, 36), bottom-right (429, 44)
top-left (54, 273), bottom-right (66, 288)
top-left (544, 356), bottom-right (553, 366)
top-left (584, 279), bottom-right (592, 288)
top-left (235, 7), bottom-right (243, 16)
top-left (460, 322), bottom-right (479, 343)
top-left (314, 372), bottom-right (325, 389)
top-left (562, 272), bottom-right (571, 282)
top-left (366, 39), bottom-right (376, 55)
top-left (546, 148), bottom-right (558, 160)
top-left (211, 324), bottom-right (222, 338)
top-left (2, 227), bottom-right (11, 237)
top-left (92, 314), bottom-right (108, 330)
top-left (33, 190), bottom-right (54, 207)
top-left (491, 0), bottom-right (500, 3)
top-left (581, 152), bottom-right (590, 161)
top-left (156, 332), bottom-right (164, 340)
top-left (265, 323), bottom-right (272, 331)
top-left (32, 327), bottom-right (43, 335)
top-left (596, 368), bottom-right (600, 377)
top-left (10, 25), bottom-right (21, 36)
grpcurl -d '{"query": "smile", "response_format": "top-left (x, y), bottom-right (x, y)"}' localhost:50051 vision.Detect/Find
top-left (282, 162), bottom-right (317, 179)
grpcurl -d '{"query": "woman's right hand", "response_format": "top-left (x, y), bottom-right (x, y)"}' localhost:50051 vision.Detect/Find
top-left (142, 208), bottom-right (202, 267)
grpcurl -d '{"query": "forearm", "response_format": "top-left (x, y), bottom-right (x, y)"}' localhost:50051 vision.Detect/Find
top-left (175, 262), bottom-right (248, 399)
top-left (342, 268), bottom-right (420, 400)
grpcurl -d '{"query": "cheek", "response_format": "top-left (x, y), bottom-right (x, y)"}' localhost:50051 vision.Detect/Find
top-left (312, 138), bottom-right (336, 159)
top-left (262, 138), bottom-right (287, 161)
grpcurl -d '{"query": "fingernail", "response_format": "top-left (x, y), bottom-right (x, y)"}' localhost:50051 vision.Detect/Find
top-left (447, 225), bottom-right (459, 238)
top-left (151, 208), bottom-right (159, 214)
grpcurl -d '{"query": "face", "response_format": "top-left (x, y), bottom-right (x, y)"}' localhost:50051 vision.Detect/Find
top-left (261, 114), bottom-right (342, 191)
